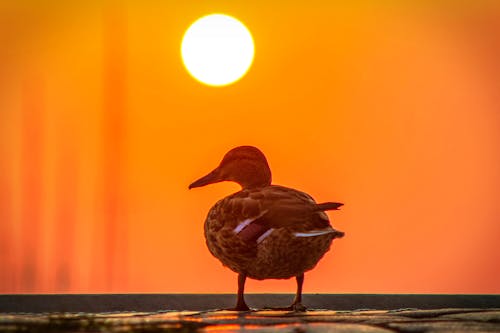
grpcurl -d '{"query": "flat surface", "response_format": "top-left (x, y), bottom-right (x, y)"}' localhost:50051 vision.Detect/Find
top-left (0, 294), bottom-right (499, 313)
top-left (1, 308), bottom-right (500, 332)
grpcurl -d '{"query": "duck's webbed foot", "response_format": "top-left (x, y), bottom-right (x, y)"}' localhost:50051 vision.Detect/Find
top-left (227, 302), bottom-right (251, 311)
top-left (263, 302), bottom-right (307, 312)
top-left (289, 302), bottom-right (307, 312)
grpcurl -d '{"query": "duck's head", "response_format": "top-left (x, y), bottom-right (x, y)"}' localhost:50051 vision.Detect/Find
top-left (189, 146), bottom-right (272, 190)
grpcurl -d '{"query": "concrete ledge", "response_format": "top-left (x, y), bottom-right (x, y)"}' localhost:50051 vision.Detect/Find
top-left (2, 308), bottom-right (500, 333)
top-left (1, 294), bottom-right (499, 313)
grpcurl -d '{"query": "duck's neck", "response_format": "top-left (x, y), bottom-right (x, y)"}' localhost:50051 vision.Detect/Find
top-left (237, 163), bottom-right (272, 189)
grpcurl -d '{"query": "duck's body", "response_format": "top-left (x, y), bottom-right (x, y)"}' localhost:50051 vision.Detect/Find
top-left (205, 185), bottom-right (343, 280)
top-left (189, 146), bottom-right (344, 311)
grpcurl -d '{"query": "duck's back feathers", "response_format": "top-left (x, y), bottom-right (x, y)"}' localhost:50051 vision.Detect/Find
top-left (221, 185), bottom-right (338, 232)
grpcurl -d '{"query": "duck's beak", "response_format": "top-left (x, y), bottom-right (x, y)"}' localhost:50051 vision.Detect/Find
top-left (189, 168), bottom-right (222, 189)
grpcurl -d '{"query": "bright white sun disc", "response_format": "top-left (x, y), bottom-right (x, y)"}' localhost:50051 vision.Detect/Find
top-left (181, 14), bottom-right (255, 86)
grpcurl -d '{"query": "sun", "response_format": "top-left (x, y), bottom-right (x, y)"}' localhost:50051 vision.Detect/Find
top-left (181, 14), bottom-right (255, 87)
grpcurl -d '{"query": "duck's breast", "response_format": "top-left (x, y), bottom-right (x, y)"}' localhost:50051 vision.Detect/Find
top-left (204, 193), bottom-right (261, 274)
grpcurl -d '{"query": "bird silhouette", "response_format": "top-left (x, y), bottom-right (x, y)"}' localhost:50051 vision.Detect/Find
top-left (189, 146), bottom-right (344, 311)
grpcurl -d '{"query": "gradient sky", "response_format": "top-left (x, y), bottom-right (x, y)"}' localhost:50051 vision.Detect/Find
top-left (0, 1), bottom-right (499, 294)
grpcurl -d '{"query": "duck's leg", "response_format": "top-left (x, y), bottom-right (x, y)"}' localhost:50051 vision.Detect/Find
top-left (290, 273), bottom-right (307, 312)
top-left (232, 273), bottom-right (250, 311)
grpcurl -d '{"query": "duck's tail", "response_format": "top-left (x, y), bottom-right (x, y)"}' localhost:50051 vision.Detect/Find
top-left (315, 202), bottom-right (343, 211)
top-left (294, 227), bottom-right (345, 238)
top-left (332, 229), bottom-right (345, 238)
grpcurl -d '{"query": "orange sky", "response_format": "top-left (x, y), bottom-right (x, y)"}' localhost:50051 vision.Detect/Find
top-left (1, 1), bottom-right (499, 294)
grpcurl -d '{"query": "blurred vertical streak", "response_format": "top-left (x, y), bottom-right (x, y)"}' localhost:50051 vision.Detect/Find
top-left (0, 141), bottom-right (13, 292)
top-left (99, 0), bottom-right (128, 291)
top-left (54, 126), bottom-right (78, 291)
top-left (456, 10), bottom-right (500, 112)
top-left (20, 77), bottom-right (44, 292)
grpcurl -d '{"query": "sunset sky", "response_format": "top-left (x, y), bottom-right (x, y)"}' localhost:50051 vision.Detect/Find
top-left (1, 1), bottom-right (499, 294)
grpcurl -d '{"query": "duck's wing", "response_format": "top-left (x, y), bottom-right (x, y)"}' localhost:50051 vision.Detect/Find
top-left (232, 186), bottom-right (343, 243)
top-left (260, 186), bottom-right (342, 226)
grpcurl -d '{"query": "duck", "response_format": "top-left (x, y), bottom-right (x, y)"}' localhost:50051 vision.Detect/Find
top-left (189, 146), bottom-right (344, 311)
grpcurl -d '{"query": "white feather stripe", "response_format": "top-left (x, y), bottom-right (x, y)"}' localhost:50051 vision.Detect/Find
top-left (257, 228), bottom-right (274, 243)
top-left (233, 218), bottom-right (253, 233)
top-left (294, 229), bottom-right (335, 237)
top-left (233, 209), bottom-right (268, 234)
